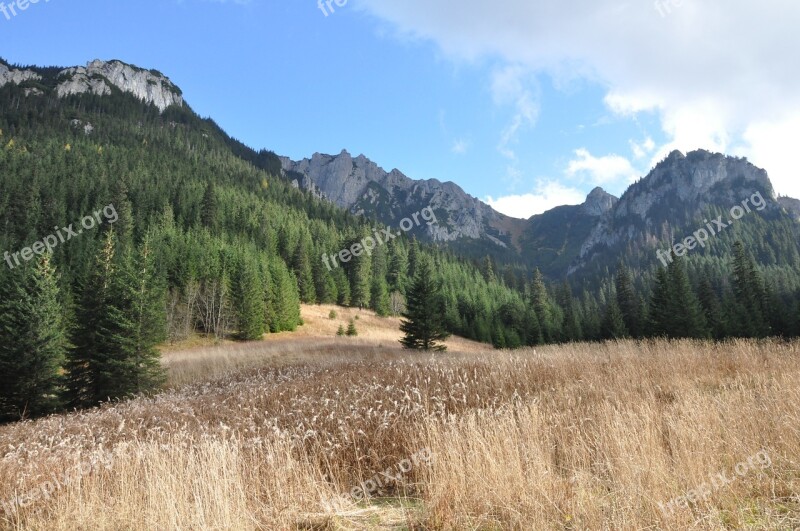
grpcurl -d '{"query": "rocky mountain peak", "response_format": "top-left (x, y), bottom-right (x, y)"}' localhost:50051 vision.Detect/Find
top-left (56, 60), bottom-right (183, 113)
top-left (581, 187), bottom-right (618, 216)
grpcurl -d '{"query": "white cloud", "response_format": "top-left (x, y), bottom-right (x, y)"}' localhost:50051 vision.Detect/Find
top-left (630, 137), bottom-right (655, 159)
top-left (451, 138), bottom-right (468, 155)
top-left (356, 0), bottom-right (800, 198)
top-left (566, 148), bottom-right (638, 186)
top-left (485, 181), bottom-right (586, 219)
top-left (490, 65), bottom-right (539, 160)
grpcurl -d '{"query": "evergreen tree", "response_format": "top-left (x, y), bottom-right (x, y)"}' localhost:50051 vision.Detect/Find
top-left (66, 231), bottom-right (136, 407)
top-left (232, 254), bottom-right (267, 340)
top-left (400, 258), bottom-right (450, 351)
top-left (615, 265), bottom-right (644, 338)
top-left (557, 281), bottom-right (582, 342)
top-left (601, 299), bottom-right (629, 340)
top-left (201, 181), bottom-right (217, 231)
top-left (122, 237), bottom-right (167, 394)
top-left (370, 276), bottom-right (391, 317)
top-left (346, 320), bottom-right (358, 337)
top-left (647, 259), bottom-right (709, 339)
top-left (292, 238), bottom-right (316, 304)
top-left (731, 241), bottom-right (769, 337)
top-left (698, 274), bottom-right (726, 339)
top-left (0, 256), bottom-right (68, 421)
top-left (336, 324), bottom-right (345, 336)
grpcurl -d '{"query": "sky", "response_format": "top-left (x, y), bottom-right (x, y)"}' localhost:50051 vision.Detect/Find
top-left (2, 0), bottom-right (799, 219)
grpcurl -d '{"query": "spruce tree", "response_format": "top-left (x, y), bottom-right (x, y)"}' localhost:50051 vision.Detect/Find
top-left (400, 258), bottom-right (450, 351)
top-left (601, 299), bottom-right (629, 340)
top-left (0, 256), bottom-right (68, 421)
top-left (123, 237), bottom-right (167, 394)
top-left (201, 181), bottom-right (217, 231)
top-left (615, 265), bottom-right (643, 338)
top-left (233, 254), bottom-right (267, 340)
top-left (698, 274), bottom-right (726, 339)
top-left (731, 241), bottom-right (769, 337)
top-left (66, 230), bottom-right (134, 407)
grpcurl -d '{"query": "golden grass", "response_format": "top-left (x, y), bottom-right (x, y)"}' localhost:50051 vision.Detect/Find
top-left (2, 322), bottom-right (800, 529)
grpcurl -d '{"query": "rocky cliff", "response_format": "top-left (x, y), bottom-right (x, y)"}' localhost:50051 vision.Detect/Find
top-left (0, 59), bottom-right (182, 113)
top-left (281, 150), bottom-right (524, 246)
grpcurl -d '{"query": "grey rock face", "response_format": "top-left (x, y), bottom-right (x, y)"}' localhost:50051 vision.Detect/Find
top-left (0, 64), bottom-right (41, 88)
top-left (56, 60), bottom-right (183, 113)
top-left (577, 150), bottom-right (779, 263)
top-left (581, 187), bottom-right (618, 216)
top-left (282, 150), bottom-right (520, 244)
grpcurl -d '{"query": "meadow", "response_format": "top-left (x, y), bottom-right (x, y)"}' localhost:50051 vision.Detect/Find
top-left (1, 305), bottom-right (798, 530)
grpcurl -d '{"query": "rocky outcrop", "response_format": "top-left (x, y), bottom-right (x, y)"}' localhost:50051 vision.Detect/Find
top-left (575, 150), bottom-right (782, 268)
top-left (56, 60), bottom-right (183, 113)
top-left (581, 187), bottom-right (618, 216)
top-left (779, 196), bottom-right (800, 220)
top-left (282, 150), bottom-right (521, 245)
top-left (0, 64), bottom-right (41, 88)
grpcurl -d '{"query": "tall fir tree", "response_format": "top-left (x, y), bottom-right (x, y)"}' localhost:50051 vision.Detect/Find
top-left (400, 258), bottom-right (450, 351)
top-left (0, 256), bottom-right (68, 421)
top-left (601, 299), bottom-right (629, 340)
top-left (122, 237), bottom-right (167, 394)
top-left (615, 265), bottom-right (644, 338)
top-left (731, 241), bottom-right (770, 337)
top-left (232, 253), bottom-right (267, 340)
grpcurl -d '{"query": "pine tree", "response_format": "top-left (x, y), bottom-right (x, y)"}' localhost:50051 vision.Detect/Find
top-left (233, 254), bottom-right (267, 340)
top-left (292, 239), bottom-right (316, 304)
top-left (400, 258), bottom-right (450, 351)
top-left (0, 256), bottom-right (68, 421)
top-left (647, 259), bottom-right (709, 339)
top-left (66, 231), bottom-right (135, 407)
top-left (698, 274), bottom-right (726, 339)
top-left (529, 269), bottom-right (557, 342)
top-left (601, 299), bottom-right (629, 340)
top-left (731, 241), bottom-right (769, 337)
top-left (268, 259), bottom-right (301, 332)
top-left (201, 181), bottom-right (217, 231)
top-left (370, 276), bottom-right (391, 317)
top-left (336, 324), bottom-right (345, 336)
top-left (557, 281), bottom-right (582, 342)
top-left (615, 265), bottom-right (643, 338)
top-left (668, 258), bottom-right (710, 339)
top-left (346, 320), bottom-right (358, 337)
top-left (122, 237), bottom-right (167, 394)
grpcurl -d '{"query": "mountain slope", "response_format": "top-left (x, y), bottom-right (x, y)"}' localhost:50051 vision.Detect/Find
top-left (281, 150), bottom-right (526, 248)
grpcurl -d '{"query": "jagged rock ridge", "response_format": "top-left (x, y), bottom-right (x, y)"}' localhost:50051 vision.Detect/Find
top-left (0, 59), bottom-right (182, 113)
top-left (281, 150), bottom-right (524, 246)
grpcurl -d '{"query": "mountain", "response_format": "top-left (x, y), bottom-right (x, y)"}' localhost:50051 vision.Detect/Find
top-left (568, 150), bottom-right (800, 281)
top-left (0, 59), bottom-right (183, 112)
top-left (280, 150), bottom-right (526, 249)
top-left (519, 187), bottom-right (619, 277)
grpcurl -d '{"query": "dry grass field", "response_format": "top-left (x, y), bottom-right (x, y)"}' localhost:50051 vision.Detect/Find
top-left (1, 305), bottom-right (799, 530)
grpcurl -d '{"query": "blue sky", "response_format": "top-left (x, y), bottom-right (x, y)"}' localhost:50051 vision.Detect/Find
top-left (2, 0), bottom-right (798, 218)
